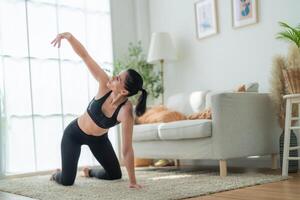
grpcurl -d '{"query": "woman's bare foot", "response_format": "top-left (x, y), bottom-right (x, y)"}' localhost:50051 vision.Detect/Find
top-left (50, 168), bottom-right (61, 181)
top-left (81, 167), bottom-right (90, 178)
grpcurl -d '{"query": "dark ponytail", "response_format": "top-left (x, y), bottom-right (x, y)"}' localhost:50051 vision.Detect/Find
top-left (135, 89), bottom-right (147, 117)
top-left (124, 69), bottom-right (148, 117)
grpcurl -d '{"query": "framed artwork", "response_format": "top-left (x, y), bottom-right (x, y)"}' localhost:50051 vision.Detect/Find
top-left (194, 0), bottom-right (218, 39)
top-left (232, 0), bottom-right (258, 28)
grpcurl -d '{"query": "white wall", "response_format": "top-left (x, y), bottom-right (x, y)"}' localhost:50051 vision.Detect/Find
top-left (110, 0), bottom-right (137, 59)
top-left (110, 0), bottom-right (151, 58)
top-left (148, 0), bottom-right (300, 97)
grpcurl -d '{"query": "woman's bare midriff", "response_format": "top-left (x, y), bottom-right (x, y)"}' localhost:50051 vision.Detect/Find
top-left (77, 112), bottom-right (109, 136)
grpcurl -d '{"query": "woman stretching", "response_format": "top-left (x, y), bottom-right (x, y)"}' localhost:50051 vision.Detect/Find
top-left (50, 32), bottom-right (147, 189)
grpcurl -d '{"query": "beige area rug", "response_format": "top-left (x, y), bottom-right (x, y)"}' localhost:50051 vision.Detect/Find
top-left (0, 167), bottom-right (287, 200)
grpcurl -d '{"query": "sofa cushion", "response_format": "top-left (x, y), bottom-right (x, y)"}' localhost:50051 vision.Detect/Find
top-left (158, 119), bottom-right (212, 140)
top-left (133, 123), bottom-right (160, 141)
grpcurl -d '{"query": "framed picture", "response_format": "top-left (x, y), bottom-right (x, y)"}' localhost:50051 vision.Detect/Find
top-left (232, 0), bottom-right (258, 28)
top-left (194, 0), bottom-right (218, 39)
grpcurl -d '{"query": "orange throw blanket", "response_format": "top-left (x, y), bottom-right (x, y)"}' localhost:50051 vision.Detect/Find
top-left (186, 108), bottom-right (212, 120)
top-left (135, 106), bottom-right (187, 124)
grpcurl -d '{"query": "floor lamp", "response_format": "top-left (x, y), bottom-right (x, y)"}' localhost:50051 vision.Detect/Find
top-left (147, 32), bottom-right (179, 167)
top-left (147, 32), bottom-right (177, 105)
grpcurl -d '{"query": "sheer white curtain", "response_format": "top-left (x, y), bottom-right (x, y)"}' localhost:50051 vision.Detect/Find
top-left (0, 0), bottom-right (115, 175)
top-left (0, 85), bottom-right (6, 177)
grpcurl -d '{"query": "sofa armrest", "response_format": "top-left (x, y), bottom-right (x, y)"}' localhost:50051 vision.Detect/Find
top-left (210, 92), bottom-right (281, 159)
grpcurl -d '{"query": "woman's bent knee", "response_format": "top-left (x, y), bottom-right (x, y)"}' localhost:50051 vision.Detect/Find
top-left (60, 176), bottom-right (75, 186)
top-left (110, 171), bottom-right (122, 180)
top-left (61, 180), bottom-right (74, 186)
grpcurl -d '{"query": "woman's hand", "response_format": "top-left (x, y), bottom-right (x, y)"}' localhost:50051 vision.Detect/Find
top-left (129, 182), bottom-right (143, 189)
top-left (51, 32), bottom-right (72, 48)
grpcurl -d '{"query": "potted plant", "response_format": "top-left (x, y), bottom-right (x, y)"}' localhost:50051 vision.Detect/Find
top-left (270, 21), bottom-right (300, 172)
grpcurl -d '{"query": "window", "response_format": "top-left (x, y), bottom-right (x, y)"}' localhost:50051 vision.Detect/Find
top-left (0, 0), bottom-right (115, 175)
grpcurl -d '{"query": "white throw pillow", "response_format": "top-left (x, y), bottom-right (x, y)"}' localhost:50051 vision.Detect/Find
top-left (166, 93), bottom-right (188, 114)
top-left (166, 91), bottom-right (209, 115)
top-left (189, 90), bottom-right (210, 113)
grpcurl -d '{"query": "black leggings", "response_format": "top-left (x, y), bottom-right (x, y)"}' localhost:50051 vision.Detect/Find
top-left (53, 118), bottom-right (122, 186)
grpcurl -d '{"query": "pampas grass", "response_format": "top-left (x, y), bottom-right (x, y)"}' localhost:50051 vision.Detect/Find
top-left (287, 44), bottom-right (300, 68)
top-left (270, 44), bottom-right (300, 128)
top-left (270, 56), bottom-right (287, 128)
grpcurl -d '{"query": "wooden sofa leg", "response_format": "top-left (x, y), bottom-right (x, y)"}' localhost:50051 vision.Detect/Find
top-left (219, 160), bottom-right (227, 177)
top-left (271, 153), bottom-right (278, 169)
top-left (175, 159), bottom-right (180, 167)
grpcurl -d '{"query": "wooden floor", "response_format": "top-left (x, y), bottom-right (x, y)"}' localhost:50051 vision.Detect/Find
top-left (0, 168), bottom-right (299, 200)
top-left (188, 169), bottom-right (300, 200)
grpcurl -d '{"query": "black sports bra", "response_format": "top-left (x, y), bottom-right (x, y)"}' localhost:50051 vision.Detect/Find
top-left (86, 90), bottom-right (128, 129)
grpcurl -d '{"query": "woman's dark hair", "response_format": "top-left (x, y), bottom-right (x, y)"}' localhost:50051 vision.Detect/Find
top-left (124, 69), bottom-right (147, 117)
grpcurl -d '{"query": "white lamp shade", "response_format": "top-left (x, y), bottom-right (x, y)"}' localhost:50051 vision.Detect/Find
top-left (147, 32), bottom-right (177, 64)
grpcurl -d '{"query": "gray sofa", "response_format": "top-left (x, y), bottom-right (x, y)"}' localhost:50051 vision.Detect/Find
top-left (132, 92), bottom-right (281, 176)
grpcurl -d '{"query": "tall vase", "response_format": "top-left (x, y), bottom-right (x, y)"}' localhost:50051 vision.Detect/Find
top-left (279, 130), bottom-right (299, 172)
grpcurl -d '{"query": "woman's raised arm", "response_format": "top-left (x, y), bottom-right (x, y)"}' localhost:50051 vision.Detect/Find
top-left (51, 32), bottom-right (109, 89)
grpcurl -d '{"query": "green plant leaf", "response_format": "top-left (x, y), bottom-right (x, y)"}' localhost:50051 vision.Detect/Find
top-left (276, 21), bottom-right (300, 48)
